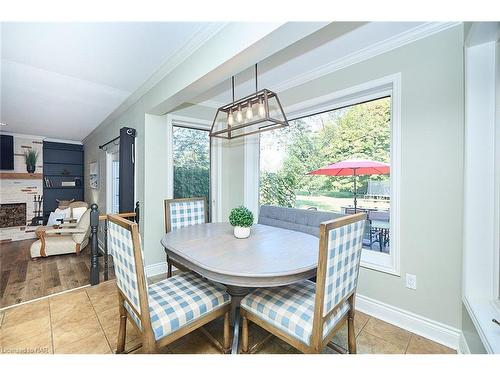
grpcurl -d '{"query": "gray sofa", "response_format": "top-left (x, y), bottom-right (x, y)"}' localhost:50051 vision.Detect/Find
top-left (258, 205), bottom-right (344, 238)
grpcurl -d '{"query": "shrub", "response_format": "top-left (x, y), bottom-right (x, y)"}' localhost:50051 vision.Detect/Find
top-left (229, 206), bottom-right (254, 227)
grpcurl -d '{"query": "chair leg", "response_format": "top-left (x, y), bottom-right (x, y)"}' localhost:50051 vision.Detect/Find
top-left (241, 315), bottom-right (249, 353)
top-left (116, 299), bottom-right (127, 354)
top-left (347, 315), bottom-right (356, 354)
top-left (223, 311), bottom-right (231, 353)
top-left (166, 255), bottom-right (172, 278)
top-left (143, 338), bottom-right (158, 354)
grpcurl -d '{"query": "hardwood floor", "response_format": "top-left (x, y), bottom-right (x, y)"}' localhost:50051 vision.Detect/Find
top-left (0, 239), bottom-right (114, 308)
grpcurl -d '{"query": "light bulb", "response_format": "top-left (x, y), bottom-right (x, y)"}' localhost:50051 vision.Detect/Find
top-left (236, 106), bottom-right (243, 123)
top-left (246, 103), bottom-right (254, 120)
top-left (258, 99), bottom-right (266, 117)
top-left (227, 110), bottom-right (234, 126)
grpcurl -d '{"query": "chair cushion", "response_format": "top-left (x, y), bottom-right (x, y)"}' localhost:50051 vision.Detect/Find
top-left (124, 272), bottom-right (231, 340)
top-left (240, 280), bottom-right (350, 345)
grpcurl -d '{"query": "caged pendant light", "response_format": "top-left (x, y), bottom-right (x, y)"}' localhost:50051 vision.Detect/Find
top-left (209, 64), bottom-right (289, 139)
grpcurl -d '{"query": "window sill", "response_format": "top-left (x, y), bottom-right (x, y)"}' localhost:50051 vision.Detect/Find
top-left (361, 248), bottom-right (400, 276)
top-left (463, 295), bottom-right (500, 353)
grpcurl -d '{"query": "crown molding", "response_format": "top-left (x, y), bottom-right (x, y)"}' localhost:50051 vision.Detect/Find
top-left (0, 131), bottom-right (82, 144)
top-left (193, 22), bottom-right (462, 111)
top-left (83, 23), bottom-right (227, 143)
top-left (271, 22), bottom-right (461, 93)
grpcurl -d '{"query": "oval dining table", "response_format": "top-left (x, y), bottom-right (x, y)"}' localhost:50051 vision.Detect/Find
top-left (160, 222), bottom-right (319, 353)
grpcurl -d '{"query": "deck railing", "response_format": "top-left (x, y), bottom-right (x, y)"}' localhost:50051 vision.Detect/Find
top-left (89, 201), bottom-right (140, 285)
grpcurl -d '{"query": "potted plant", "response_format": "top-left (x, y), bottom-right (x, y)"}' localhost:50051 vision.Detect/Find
top-left (229, 206), bottom-right (254, 239)
top-left (24, 149), bottom-right (38, 173)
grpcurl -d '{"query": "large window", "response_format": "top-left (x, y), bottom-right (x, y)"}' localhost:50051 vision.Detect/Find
top-left (260, 96), bottom-right (392, 254)
top-left (172, 126), bottom-right (211, 216)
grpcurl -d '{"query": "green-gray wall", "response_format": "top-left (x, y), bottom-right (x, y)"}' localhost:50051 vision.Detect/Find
top-left (276, 26), bottom-right (465, 329)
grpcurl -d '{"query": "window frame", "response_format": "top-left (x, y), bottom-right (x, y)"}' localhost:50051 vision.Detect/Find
top-left (245, 73), bottom-right (402, 276)
top-left (166, 114), bottom-right (222, 222)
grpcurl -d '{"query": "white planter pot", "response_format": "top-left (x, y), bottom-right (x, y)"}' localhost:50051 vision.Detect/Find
top-left (234, 226), bottom-right (251, 239)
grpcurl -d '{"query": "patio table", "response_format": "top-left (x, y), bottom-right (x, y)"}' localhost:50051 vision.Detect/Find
top-left (161, 222), bottom-right (319, 353)
top-left (371, 219), bottom-right (390, 251)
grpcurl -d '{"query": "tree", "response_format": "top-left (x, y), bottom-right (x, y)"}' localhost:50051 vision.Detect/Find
top-left (172, 127), bottom-right (210, 202)
top-left (259, 97), bottom-right (391, 206)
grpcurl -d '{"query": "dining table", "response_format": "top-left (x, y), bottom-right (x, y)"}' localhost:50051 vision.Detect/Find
top-left (160, 222), bottom-right (319, 353)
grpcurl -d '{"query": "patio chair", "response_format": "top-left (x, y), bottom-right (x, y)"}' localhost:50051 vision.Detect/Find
top-left (107, 214), bottom-right (231, 354)
top-left (240, 213), bottom-right (366, 354)
top-left (367, 210), bottom-right (390, 251)
top-left (164, 197), bottom-right (208, 277)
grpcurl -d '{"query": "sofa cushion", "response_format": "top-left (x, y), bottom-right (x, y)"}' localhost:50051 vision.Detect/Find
top-left (258, 205), bottom-right (343, 237)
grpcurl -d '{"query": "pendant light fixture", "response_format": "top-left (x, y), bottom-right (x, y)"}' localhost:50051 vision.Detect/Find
top-left (209, 64), bottom-right (289, 139)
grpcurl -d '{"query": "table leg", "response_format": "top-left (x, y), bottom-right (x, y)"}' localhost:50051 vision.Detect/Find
top-left (225, 285), bottom-right (251, 354)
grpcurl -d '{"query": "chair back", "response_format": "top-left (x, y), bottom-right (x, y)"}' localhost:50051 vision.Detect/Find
top-left (164, 197), bottom-right (207, 232)
top-left (107, 214), bottom-right (149, 318)
top-left (313, 213), bottom-right (366, 339)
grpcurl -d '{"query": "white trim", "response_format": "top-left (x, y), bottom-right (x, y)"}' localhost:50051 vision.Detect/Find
top-left (246, 73), bottom-right (402, 276)
top-left (145, 261), bottom-right (168, 278)
top-left (459, 333), bottom-right (471, 354)
top-left (274, 22), bottom-right (460, 94)
top-left (244, 134), bottom-right (260, 219)
top-left (166, 114), bottom-right (222, 221)
top-left (463, 38), bottom-right (500, 353)
top-left (356, 293), bottom-right (461, 350)
top-left (0, 131), bottom-right (82, 145)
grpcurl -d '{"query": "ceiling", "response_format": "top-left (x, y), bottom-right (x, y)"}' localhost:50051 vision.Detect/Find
top-left (188, 22), bottom-right (428, 112)
top-left (0, 22), bottom-right (223, 141)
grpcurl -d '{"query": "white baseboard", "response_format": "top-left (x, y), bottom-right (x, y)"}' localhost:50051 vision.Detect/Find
top-left (356, 294), bottom-right (461, 351)
top-left (145, 261), bottom-right (168, 277)
top-left (458, 333), bottom-right (471, 354)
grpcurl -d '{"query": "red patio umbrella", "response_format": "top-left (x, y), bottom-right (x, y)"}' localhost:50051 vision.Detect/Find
top-left (308, 159), bottom-right (390, 212)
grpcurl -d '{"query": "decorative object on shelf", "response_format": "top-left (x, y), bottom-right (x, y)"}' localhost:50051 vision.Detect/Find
top-left (24, 149), bottom-right (38, 173)
top-left (89, 161), bottom-right (98, 189)
top-left (210, 63), bottom-right (289, 140)
top-left (61, 181), bottom-right (76, 187)
top-left (74, 177), bottom-right (82, 186)
top-left (229, 206), bottom-right (254, 239)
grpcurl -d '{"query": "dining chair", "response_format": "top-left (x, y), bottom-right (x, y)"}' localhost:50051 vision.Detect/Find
top-left (164, 197), bottom-right (208, 277)
top-left (107, 214), bottom-right (231, 354)
top-left (240, 212), bottom-right (366, 354)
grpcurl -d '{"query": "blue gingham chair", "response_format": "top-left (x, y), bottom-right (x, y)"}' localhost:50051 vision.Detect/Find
top-left (240, 213), bottom-right (366, 354)
top-left (107, 214), bottom-right (231, 354)
top-left (164, 197), bottom-right (207, 277)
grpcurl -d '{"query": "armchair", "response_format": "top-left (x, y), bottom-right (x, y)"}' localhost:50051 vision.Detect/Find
top-left (30, 208), bottom-right (91, 258)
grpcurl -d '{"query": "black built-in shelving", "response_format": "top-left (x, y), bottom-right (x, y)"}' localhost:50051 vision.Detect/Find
top-left (43, 141), bottom-right (84, 222)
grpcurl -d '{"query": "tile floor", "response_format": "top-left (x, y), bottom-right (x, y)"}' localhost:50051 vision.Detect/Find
top-left (0, 278), bottom-right (455, 354)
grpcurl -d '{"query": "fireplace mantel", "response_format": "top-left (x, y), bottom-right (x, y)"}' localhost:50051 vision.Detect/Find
top-left (0, 172), bottom-right (43, 180)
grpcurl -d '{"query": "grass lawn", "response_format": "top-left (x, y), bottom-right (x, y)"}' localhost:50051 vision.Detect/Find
top-left (296, 194), bottom-right (390, 213)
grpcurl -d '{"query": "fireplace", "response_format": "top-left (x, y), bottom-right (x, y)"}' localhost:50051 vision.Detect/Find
top-left (0, 203), bottom-right (27, 228)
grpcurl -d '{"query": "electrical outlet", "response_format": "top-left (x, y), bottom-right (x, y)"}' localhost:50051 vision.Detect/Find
top-left (405, 273), bottom-right (417, 290)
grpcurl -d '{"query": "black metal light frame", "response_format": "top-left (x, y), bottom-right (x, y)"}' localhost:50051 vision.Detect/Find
top-left (209, 64), bottom-right (289, 139)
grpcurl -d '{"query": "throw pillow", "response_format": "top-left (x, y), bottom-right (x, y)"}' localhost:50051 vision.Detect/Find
top-left (56, 198), bottom-right (75, 209)
top-left (47, 211), bottom-right (66, 226)
top-left (55, 207), bottom-right (71, 219)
